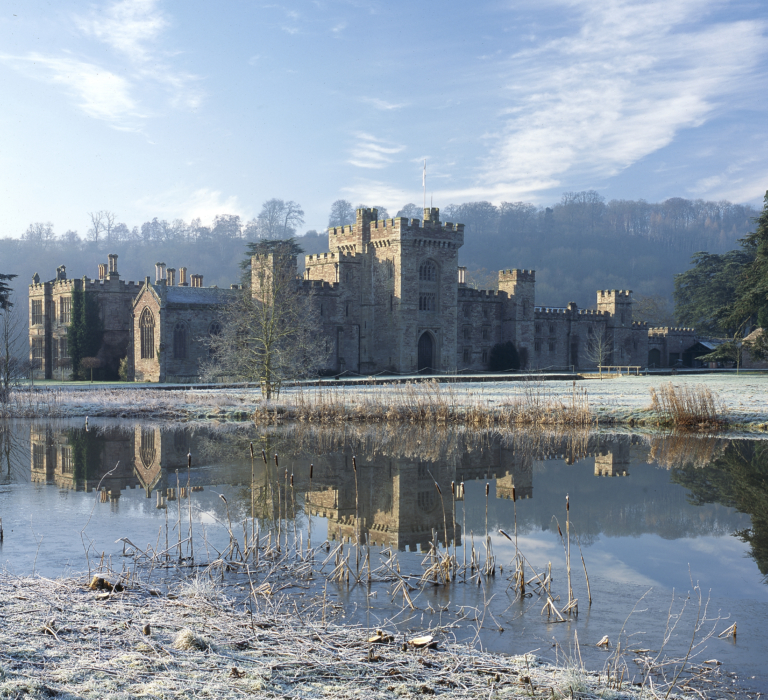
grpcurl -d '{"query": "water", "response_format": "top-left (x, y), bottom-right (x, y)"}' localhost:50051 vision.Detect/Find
top-left (0, 419), bottom-right (766, 693)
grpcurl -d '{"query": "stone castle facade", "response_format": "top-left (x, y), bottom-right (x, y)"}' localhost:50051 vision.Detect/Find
top-left (29, 207), bottom-right (698, 381)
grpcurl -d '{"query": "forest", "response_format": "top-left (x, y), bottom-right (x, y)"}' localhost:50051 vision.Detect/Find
top-left (0, 193), bottom-right (761, 353)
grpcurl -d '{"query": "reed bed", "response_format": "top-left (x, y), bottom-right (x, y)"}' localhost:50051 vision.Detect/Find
top-left (649, 383), bottom-right (727, 429)
top-left (0, 571), bottom-right (687, 700)
top-left (255, 378), bottom-right (594, 428)
top-left (0, 386), bottom-right (63, 418)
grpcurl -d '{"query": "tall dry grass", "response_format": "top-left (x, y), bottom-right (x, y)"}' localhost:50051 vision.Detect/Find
top-left (253, 379), bottom-right (594, 428)
top-left (649, 383), bottom-right (727, 429)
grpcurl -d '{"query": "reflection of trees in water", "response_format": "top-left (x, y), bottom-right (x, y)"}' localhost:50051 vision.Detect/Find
top-left (671, 441), bottom-right (768, 579)
top-left (648, 432), bottom-right (728, 470)
top-left (0, 420), bottom-right (29, 484)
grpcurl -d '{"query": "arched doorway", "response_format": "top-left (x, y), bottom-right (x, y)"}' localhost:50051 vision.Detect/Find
top-left (648, 348), bottom-right (661, 367)
top-left (417, 332), bottom-right (433, 373)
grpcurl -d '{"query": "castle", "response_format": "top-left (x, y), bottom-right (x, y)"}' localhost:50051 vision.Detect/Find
top-left (29, 207), bottom-right (699, 381)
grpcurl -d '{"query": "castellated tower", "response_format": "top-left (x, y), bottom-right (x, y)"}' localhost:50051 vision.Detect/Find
top-left (305, 207), bottom-right (464, 373)
top-left (498, 270), bottom-right (535, 366)
top-left (597, 290), bottom-right (634, 365)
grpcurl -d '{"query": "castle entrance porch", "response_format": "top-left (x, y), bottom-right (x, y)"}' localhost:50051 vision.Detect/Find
top-left (417, 332), bottom-right (433, 373)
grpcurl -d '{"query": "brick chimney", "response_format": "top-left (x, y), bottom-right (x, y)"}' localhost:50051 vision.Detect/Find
top-left (167, 268), bottom-right (176, 286)
top-left (179, 267), bottom-right (188, 286)
top-left (155, 262), bottom-right (166, 283)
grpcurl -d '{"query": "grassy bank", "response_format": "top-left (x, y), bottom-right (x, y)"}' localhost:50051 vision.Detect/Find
top-left (0, 377), bottom-right (748, 431)
top-left (0, 572), bottom-right (726, 699)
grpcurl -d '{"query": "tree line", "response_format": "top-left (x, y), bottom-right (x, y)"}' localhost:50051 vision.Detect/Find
top-left (1, 192), bottom-right (762, 352)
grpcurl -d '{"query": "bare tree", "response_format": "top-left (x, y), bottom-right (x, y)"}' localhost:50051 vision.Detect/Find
top-left (585, 327), bottom-right (611, 378)
top-left (0, 293), bottom-right (26, 408)
top-left (22, 222), bottom-right (56, 246)
top-left (254, 199), bottom-right (305, 240)
top-left (203, 245), bottom-right (327, 398)
top-left (87, 210), bottom-right (116, 244)
top-left (328, 199), bottom-right (355, 227)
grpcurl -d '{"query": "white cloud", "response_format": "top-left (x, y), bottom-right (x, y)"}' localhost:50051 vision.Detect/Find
top-left (465, 0), bottom-right (768, 201)
top-left (135, 187), bottom-right (249, 225)
top-left (77, 0), bottom-right (203, 111)
top-left (361, 97), bottom-right (407, 111)
top-left (347, 133), bottom-right (406, 169)
top-left (0, 53), bottom-right (145, 130)
top-left (76, 0), bottom-right (168, 64)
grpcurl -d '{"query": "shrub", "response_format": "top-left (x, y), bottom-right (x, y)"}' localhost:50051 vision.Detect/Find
top-left (488, 341), bottom-right (520, 371)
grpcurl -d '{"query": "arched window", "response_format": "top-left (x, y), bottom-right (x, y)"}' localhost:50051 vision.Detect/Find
top-left (140, 308), bottom-right (154, 359)
top-left (418, 259), bottom-right (439, 313)
top-left (173, 322), bottom-right (187, 360)
top-left (140, 428), bottom-right (155, 470)
top-left (419, 260), bottom-right (437, 281)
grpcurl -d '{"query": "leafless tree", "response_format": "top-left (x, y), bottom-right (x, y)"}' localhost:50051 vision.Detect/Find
top-left (585, 327), bottom-right (611, 378)
top-left (22, 222), bottom-right (56, 246)
top-left (254, 199), bottom-right (305, 240)
top-left (202, 246), bottom-right (327, 398)
top-left (0, 293), bottom-right (26, 407)
top-left (87, 210), bottom-right (117, 244)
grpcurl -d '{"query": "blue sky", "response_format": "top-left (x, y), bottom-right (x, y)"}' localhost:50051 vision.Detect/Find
top-left (2, 0), bottom-right (767, 236)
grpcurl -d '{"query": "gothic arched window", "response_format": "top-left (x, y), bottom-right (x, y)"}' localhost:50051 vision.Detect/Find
top-left (173, 322), bottom-right (187, 360)
top-left (418, 259), bottom-right (439, 313)
top-left (140, 308), bottom-right (154, 359)
top-left (419, 260), bottom-right (437, 281)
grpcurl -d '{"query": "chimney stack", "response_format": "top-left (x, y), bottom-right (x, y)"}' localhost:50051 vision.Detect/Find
top-left (167, 268), bottom-right (176, 286)
top-left (155, 262), bottom-right (166, 283)
top-left (108, 253), bottom-right (119, 278)
top-left (98, 263), bottom-right (107, 281)
top-left (179, 267), bottom-right (188, 286)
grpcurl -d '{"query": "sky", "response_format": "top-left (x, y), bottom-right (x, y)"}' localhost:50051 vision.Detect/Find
top-left (2, 0), bottom-right (768, 236)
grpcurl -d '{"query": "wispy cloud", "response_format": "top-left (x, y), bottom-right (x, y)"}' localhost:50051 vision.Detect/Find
top-left (469, 0), bottom-right (768, 201)
top-left (135, 187), bottom-right (248, 224)
top-left (77, 0), bottom-right (202, 110)
top-left (361, 97), bottom-right (407, 111)
top-left (0, 53), bottom-right (145, 130)
top-left (347, 132), bottom-right (405, 169)
top-left (0, 0), bottom-right (203, 131)
top-left (75, 0), bottom-right (168, 64)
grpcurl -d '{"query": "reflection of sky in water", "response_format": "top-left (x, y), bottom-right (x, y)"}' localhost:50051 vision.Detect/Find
top-left (1, 420), bottom-right (767, 692)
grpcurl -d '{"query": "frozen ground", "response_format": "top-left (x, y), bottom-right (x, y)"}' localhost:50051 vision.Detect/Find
top-left (9, 372), bottom-right (768, 429)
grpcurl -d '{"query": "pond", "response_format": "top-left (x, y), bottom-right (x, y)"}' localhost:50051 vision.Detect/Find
top-left (0, 419), bottom-right (766, 693)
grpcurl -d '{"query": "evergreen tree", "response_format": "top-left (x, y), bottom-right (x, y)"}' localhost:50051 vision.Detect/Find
top-left (674, 249), bottom-right (753, 335)
top-left (67, 286), bottom-right (104, 380)
top-left (0, 273), bottom-right (16, 310)
top-left (729, 191), bottom-right (768, 329)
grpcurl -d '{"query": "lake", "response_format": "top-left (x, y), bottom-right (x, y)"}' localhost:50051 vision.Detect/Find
top-left (0, 419), bottom-right (766, 693)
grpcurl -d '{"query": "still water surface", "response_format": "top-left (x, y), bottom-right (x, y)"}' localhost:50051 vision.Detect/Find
top-left (0, 420), bottom-right (766, 692)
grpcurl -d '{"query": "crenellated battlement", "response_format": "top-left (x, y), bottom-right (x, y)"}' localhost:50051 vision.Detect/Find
top-left (458, 288), bottom-right (505, 300)
top-left (300, 279), bottom-right (337, 292)
top-left (598, 289), bottom-right (632, 298)
top-left (499, 269), bottom-right (535, 281)
top-left (648, 326), bottom-right (696, 335)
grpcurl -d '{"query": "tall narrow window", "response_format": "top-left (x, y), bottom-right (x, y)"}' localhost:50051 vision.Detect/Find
top-left (32, 300), bottom-right (43, 325)
top-left (60, 297), bottom-right (72, 324)
top-left (173, 322), bottom-right (187, 360)
top-left (140, 308), bottom-right (155, 359)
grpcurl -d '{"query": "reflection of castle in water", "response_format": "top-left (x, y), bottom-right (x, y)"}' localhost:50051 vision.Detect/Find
top-left (29, 426), bottom-right (634, 551)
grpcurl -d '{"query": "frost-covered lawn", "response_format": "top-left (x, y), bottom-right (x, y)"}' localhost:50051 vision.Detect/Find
top-left (9, 372), bottom-right (768, 428)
